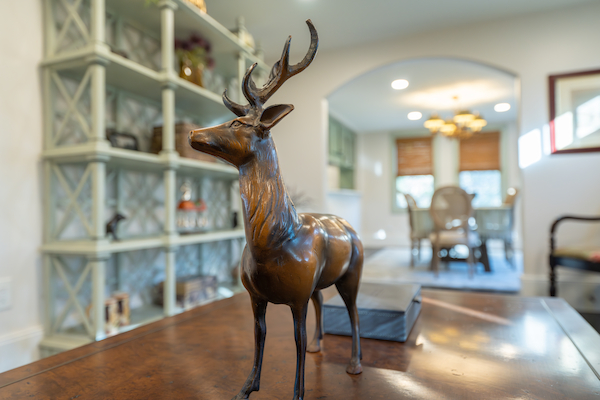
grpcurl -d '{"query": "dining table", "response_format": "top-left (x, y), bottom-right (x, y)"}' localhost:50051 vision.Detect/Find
top-left (411, 205), bottom-right (514, 272)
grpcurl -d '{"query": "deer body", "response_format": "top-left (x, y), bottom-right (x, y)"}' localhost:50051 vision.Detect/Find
top-left (238, 142), bottom-right (358, 300)
top-left (189, 21), bottom-right (363, 400)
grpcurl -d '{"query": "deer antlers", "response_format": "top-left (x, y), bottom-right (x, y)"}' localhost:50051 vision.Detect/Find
top-left (223, 19), bottom-right (319, 117)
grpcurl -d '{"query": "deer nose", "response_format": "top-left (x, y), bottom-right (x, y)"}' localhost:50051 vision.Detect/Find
top-left (189, 129), bottom-right (202, 144)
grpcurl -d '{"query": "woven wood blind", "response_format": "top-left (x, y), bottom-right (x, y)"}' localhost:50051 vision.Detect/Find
top-left (459, 131), bottom-right (500, 171)
top-left (396, 137), bottom-right (433, 176)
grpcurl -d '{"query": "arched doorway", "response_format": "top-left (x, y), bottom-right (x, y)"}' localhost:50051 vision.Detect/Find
top-left (325, 57), bottom-right (522, 287)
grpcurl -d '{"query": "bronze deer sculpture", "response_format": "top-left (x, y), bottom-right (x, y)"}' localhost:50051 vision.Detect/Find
top-left (188, 20), bottom-right (363, 400)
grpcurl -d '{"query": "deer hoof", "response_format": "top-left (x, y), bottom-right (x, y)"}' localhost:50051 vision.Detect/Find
top-left (346, 361), bottom-right (363, 375)
top-left (307, 341), bottom-right (321, 353)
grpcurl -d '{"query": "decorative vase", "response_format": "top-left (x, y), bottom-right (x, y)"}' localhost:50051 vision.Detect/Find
top-left (178, 52), bottom-right (205, 87)
top-left (179, 53), bottom-right (194, 82)
top-left (194, 62), bottom-right (204, 87)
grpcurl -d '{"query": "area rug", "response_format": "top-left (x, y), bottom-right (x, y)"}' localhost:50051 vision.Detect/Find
top-left (361, 246), bottom-right (522, 293)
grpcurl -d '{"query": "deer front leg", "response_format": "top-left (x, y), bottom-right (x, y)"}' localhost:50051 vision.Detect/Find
top-left (307, 290), bottom-right (323, 353)
top-left (232, 297), bottom-right (267, 400)
top-left (291, 302), bottom-right (309, 400)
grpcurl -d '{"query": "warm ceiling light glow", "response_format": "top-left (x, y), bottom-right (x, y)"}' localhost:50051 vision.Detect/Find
top-left (494, 103), bottom-right (511, 112)
top-left (391, 79), bottom-right (409, 90)
top-left (424, 114), bottom-right (444, 132)
top-left (408, 111), bottom-right (422, 120)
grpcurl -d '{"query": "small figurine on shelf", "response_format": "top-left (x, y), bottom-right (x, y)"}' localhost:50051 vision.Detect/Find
top-left (106, 213), bottom-right (126, 241)
top-left (177, 182), bottom-right (209, 233)
top-left (177, 181), bottom-right (196, 232)
top-left (86, 297), bottom-right (122, 335)
top-left (175, 33), bottom-right (215, 87)
top-left (112, 292), bottom-right (131, 327)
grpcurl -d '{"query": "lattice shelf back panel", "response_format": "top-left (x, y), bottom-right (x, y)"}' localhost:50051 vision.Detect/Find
top-left (176, 239), bottom-right (244, 283)
top-left (109, 89), bottom-right (163, 152)
top-left (107, 248), bottom-right (165, 309)
top-left (50, 0), bottom-right (91, 56)
top-left (49, 0), bottom-right (162, 70)
top-left (106, 168), bottom-right (165, 239)
top-left (51, 163), bottom-right (94, 241)
top-left (51, 70), bottom-right (93, 147)
top-left (49, 71), bottom-right (162, 150)
top-left (49, 255), bottom-right (94, 336)
top-left (105, 15), bottom-right (161, 71)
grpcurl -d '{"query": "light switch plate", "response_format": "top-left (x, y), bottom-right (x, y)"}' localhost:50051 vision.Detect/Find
top-left (0, 278), bottom-right (12, 311)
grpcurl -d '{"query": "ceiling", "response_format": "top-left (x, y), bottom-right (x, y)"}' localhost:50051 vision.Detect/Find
top-left (204, 0), bottom-right (594, 60)
top-left (203, 0), bottom-right (588, 133)
top-left (327, 58), bottom-right (518, 133)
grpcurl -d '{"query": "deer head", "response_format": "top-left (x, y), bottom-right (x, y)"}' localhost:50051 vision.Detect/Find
top-left (189, 20), bottom-right (318, 168)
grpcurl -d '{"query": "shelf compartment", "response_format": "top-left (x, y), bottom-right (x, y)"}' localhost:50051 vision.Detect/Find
top-left (43, 49), bottom-right (237, 125)
top-left (174, 76), bottom-right (231, 123)
top-left (172, 0), bottom-right (269, 78)
top-left (104, 0), bottom-right (268, 79)
top-left (40, 283), bottom-right (244, 355)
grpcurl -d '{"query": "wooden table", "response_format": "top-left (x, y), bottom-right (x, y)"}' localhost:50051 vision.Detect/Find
top-left (1, 289), bottom-right (599, 399)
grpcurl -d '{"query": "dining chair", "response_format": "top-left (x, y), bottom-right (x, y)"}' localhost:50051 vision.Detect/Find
top-left (404, 193), bottom-right (432, 267)
top-left (475, 187), bottom-right (519, 267)
top-left (429, 186), bottom-right (480, 278)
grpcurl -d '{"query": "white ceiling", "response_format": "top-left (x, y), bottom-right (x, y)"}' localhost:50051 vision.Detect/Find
top-left (203, 0), bottom-right (589, 133)
top-left (327, 58), bottom-right (518, 133)
top-left (205, 0), bottom-right (594, 60)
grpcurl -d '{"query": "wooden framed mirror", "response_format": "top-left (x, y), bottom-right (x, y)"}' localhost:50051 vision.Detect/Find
top-left (549, 68), bottom-right (600, 154)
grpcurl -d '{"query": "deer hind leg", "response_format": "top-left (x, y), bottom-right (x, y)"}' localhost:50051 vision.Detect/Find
top-left (336, 276), bottom-right (363, 375)
top-left (291, 302), bottom-right (309, 400)
top-left (307, 290), bottom-right (323, 353)
top-left (232, 297), bottom-right (267, 400)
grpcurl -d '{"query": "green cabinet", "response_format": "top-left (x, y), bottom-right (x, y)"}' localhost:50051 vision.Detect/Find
top-left (328, 118), bottom-right (343, 166)
top-left (328, 116), bottom-right (356, 189)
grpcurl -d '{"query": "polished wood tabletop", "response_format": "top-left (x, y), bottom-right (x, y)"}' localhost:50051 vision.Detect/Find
top-left (1, 289), bottom-right (599, 399)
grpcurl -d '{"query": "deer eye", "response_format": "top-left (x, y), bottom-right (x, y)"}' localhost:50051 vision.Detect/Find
top-left (231, 120), bottom-right (244, 128)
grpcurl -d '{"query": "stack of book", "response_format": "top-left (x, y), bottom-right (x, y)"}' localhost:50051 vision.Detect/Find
top-left (323, 282), bottom-right (421, 342)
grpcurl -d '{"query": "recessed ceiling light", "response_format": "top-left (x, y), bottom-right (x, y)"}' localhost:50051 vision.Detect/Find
top-left (494, 103), bottom-right (511, 112)
top-left (408, 111), bottom-right (422, 120)
top-left (391, 79), bottom-right (409, 90)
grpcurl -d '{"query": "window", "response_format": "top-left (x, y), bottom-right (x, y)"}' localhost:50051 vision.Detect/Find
top-left (459, 131), bottom-right (501, 207)
top-left (395, 137), bottom-right (434, 209)
top-left (459, 170), bottom-right (502, 207)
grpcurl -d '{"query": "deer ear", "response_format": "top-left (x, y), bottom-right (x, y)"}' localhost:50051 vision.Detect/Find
top-left (260, 104), bottom-right (294, 131)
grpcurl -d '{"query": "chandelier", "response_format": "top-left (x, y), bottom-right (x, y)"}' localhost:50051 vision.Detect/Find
top-left (423, 97), bottom-right (487, 139)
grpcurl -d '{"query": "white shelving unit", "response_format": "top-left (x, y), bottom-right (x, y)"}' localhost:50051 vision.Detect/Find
top-left (40, 0), bottom-right (263, 356)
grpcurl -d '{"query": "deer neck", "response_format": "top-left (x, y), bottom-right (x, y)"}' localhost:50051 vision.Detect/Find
top-left (238, 137), bottom-right (300, 255)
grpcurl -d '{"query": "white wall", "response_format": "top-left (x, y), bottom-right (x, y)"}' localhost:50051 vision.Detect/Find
top-left (269, 2), bottom-right (600, 296)
top-left (0, 0), bottom-right (44, 372)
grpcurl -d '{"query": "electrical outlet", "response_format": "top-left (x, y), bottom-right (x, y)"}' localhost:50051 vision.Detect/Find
top-left (0, 278), bottom-right (12, 311)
